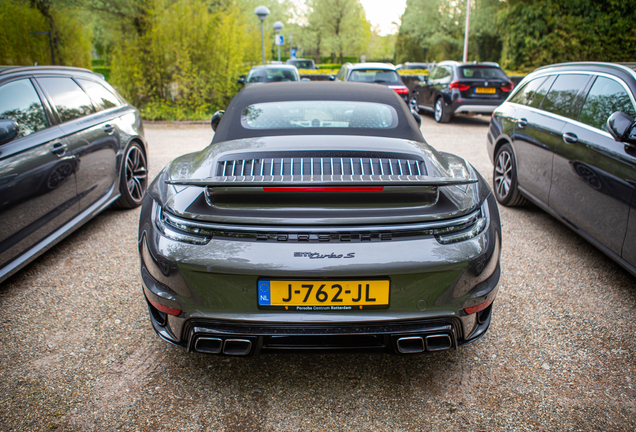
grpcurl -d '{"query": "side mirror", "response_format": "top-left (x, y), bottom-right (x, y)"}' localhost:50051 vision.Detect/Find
top-left (211, 110), bottom-right (225, 132)
top-left (329, 76), bottom-right (336, 81)
top-left (411, 109), bottom-right (422, 127)
top-left (607, 111), bottom-right (636, 145)
top-left (0, 119), bottom-right (19, 145)
top-left (237, 76), bottom-right (245, 85)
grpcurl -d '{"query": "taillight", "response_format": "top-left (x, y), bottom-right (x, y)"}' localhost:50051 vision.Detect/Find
top-left (150, 299), bottom-right (181, 316)
top-left (264, 187), bottom-right (384, 192)
top-left (392, 86), bottom-right (409, 95)
top-left (464, 298), bottom-right (494, 315)
top-left (449, 81), bottom-right (470, 91)
top-left (501, 83), bottom-right (514, 92)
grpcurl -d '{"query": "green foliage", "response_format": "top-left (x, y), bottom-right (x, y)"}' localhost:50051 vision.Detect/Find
top-left (108, 0), bottom-right (264, 114)
top-left (499, 0), bottom-right (636, 70)
top-left (397, 0), bottom-right (504, 64)
top-left (92, 66), bottom-right (111, 81)
top-left (0, 0), bottom-right (92, 67)
top-left (317, 64), bottom-right (341, 69)
top-left (0, 0), bottom-right (50, 65)
top-left (304, 0), bottom-right (370, 64)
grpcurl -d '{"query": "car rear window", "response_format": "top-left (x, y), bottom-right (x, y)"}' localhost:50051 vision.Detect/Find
top-left (348, 70), bottom-right (402, 85)
top-left (241, 101), bottom-right (398, 130)
top-left (541, 74), bottom-right (591, 120)
top-left (459, 67), bottom-right (508, 80)
top-left (290, 61), bottom-right (314, 69)
top-left (77, 79), bottom-right (122, 111)
top-left (247, 68), bottom-right (299, 83)
top-left (38, 77), bottom-right (95, 122)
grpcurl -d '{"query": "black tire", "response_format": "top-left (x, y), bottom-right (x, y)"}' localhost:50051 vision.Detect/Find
top-left (410, 94), bottom-right (420, 112)
top-left (114, 142), bottom-right (148, 209)
top-left (493, 143), bottom-right (527, 207)
top-left (434, 97), bottom-right (451, 123)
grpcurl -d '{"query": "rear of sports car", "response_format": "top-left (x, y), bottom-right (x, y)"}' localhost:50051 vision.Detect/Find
top-left (138, 134), bottom-right (502, 356)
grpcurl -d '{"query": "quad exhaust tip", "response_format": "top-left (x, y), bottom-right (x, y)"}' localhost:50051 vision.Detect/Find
top-left (396, 334), bottom-right (452, 354)
top-left (194, 337), bottom-right (253, 355)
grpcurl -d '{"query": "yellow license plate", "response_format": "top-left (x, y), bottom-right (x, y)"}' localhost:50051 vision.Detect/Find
top-left (258, 280), bottom-right (389, 308)
top-left (475, 87), bottom-right (496, 94)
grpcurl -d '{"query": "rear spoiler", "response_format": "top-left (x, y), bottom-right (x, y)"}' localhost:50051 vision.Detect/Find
top-left (166, 175), bottom-right (478, 188)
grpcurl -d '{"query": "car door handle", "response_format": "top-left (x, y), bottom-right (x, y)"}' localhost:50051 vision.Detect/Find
top-left (51, 142), bottom-right (68, 156)
top-left (517, 118), bottom-right (528, 128)
top-left (104, 124), bottom-right (115, 135)
top-left (562, 132), bottom-right (578, 144)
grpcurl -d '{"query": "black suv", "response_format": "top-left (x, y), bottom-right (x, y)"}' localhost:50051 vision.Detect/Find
top-left (0, 66), bottom-right (148, 283)
top-left (488, 62), bottom-right (636, 276)
top-left (332, 63), bottom-right (410, 104)
top-left (411, 61), bottom-right (513, 123)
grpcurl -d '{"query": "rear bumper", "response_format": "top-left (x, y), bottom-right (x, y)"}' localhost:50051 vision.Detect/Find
top-left (453, 104), bottom-right (500, 115)
top-left (145, 298), bottom-right (495, 355)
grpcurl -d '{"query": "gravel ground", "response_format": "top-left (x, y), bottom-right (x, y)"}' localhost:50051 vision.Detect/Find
top-left (1, 116), bottom-right (635, 431)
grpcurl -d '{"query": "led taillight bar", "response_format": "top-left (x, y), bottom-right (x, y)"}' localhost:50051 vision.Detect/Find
top-left (449, 81), bottom-right (470, 91)
top-left (391, 87), bottom-right (409, 95)
top-left (263, 186), bottom-right (385, 192)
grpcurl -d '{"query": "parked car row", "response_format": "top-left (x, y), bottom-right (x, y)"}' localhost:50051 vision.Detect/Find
top-left (2, 59), bottom-right (634, 359)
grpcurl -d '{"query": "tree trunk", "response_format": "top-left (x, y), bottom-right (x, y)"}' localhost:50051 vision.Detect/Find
top-left (30, 0), bottom-right (62, 65)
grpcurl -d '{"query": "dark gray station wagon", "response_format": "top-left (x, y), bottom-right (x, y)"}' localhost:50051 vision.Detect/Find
top-left (0, 66), bottom-right (147, 283)
top-left (488, 62), bottom-right (636, 276)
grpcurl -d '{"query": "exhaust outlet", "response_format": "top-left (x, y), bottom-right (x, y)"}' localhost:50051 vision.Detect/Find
top-left (195, 337), bottom-right (223, 354)
top-left (223, 339), bottom-right (253, 356)
top-left (396, 336), bottom-right (425, 354)
top-left (425, 334), bottom-right (452, 351)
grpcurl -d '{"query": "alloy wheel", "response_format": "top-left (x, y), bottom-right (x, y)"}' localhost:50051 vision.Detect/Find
top-left (125, 145), bottom-right (147, 202)
top-left (434, 99), bottom-right (443, 122)
top-left (494, 150), bottom-right (512, 199)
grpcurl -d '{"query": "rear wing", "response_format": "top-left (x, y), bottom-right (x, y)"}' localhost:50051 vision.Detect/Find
top-left (166, 175), bottom-right (478, 189)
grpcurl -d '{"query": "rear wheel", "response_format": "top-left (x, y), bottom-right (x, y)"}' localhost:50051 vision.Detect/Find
top-left (434, 98), bottom-right (451, 123)
top-left (114, 142), bottom-right (147, 209)
top-left (410, 94), bottom-right (420, 112)
top-left (493, 143), bottom-right (527, 206)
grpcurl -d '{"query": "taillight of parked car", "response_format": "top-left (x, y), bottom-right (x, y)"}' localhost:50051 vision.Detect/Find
top-left (449, 81), bottom-right (470, 91)
top-left (391, 86), bottom-right (409, 95)
top-left (500, 83), bottom-right (514, 92)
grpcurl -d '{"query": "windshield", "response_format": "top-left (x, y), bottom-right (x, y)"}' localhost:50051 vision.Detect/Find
top-left (247, 68), bottom-right (299, 83)
top-left (289, 60), bottom-right (314, 69)
top-left (459, 67), bottom-right (508, 80)
top-left (241, 101), bottom-right (398, 130)
top-left (348, 70), bottom-right (402, 85)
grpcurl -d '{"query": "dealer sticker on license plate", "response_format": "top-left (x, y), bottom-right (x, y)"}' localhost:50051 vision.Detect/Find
top-left (475, 87), bottom-right (496, 94)
top-left (258, 279), bottom-right (390, 311)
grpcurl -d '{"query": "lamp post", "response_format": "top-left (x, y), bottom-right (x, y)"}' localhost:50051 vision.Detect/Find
top-left (254, 6), bottom-right (270, 65)
top-left (273, 21), bottom-right (284, 63)
top-left (462, 0), bottom-right (470, 63)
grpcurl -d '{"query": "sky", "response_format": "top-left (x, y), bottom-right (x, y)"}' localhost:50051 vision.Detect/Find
top-left (359, 0), bottom-right (407, 35)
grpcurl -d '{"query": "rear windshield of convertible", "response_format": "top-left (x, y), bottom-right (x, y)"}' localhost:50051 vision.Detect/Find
top-left (240, 101), bottom-right (398, 130)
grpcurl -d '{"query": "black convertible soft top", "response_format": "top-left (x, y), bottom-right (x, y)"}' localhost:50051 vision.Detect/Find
top-left (212, 81), bottom-right (425, 143)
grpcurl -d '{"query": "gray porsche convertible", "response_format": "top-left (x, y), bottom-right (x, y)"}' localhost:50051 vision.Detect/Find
top-left (138, 82), bottom-right (501, 356)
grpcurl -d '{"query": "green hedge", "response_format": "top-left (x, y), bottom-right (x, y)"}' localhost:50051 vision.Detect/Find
top-left (92, 66), bottom-right (111, 81)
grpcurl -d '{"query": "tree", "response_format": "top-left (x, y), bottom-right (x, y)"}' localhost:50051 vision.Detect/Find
top-left (305, 0), bottom-right (370, 64)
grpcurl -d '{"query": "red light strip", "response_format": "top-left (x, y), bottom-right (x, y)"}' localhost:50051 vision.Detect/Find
top-left (263, 186), bottom-right (385, 192)
top-left (150, 299), bottom-right (181, 316)
top-left (464, 297), bottom-right (494, 315)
